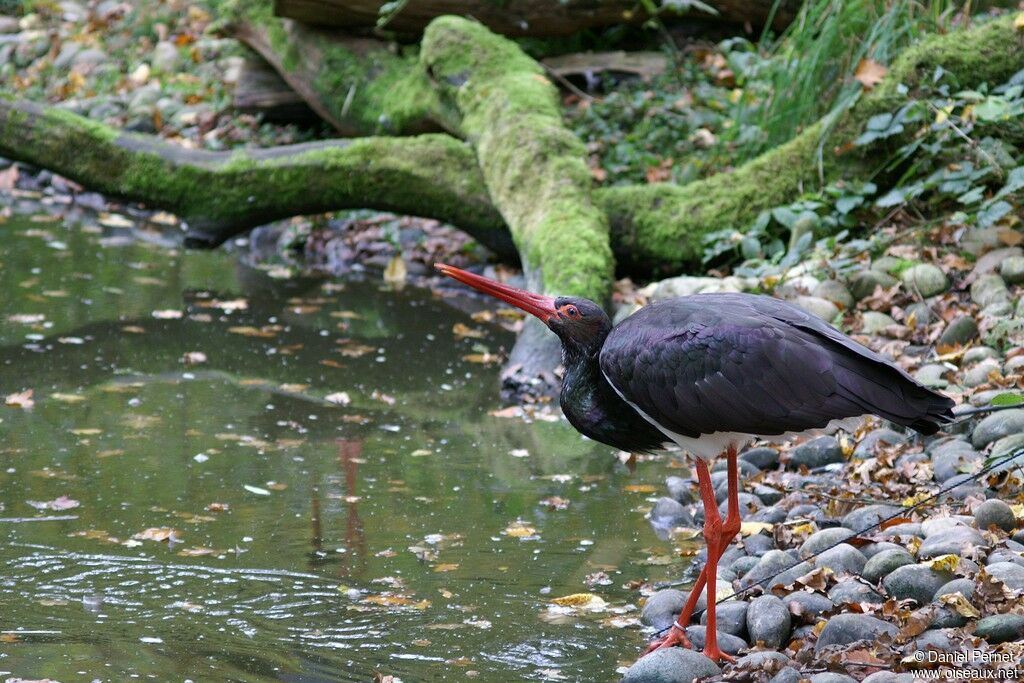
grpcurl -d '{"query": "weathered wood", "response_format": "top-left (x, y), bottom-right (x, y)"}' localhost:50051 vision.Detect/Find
top-left (232, 57), bottom-right (318, 122)
top-left (227, 15), bottom-right (457, 136)
top-left (542, 51), bottom-right (668, 80)
top-left (272, 0), bottom-right (799, 36)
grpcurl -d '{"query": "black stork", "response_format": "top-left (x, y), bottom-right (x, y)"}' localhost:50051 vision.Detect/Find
top-left (435, 263), bottom-right (954, 663)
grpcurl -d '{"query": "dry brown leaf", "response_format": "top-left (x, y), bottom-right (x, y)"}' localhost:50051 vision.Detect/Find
top-left (452, 322), bottom-right (486, 339)
top-left (854, 58), bottom-right (888, 90)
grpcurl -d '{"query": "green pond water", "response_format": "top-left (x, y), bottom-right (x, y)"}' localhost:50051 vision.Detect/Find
top-left (0, 214), bottom-right (686, 682)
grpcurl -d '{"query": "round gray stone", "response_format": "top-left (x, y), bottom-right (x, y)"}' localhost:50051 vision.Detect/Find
top-left (975, 614), bottom-right (1024, 644)
top-left (770, 668), bottom-right (802, 683)
top-left (971, 409), bottom-right (1024, 448)
top-left (963, 359), bottom-right (1002, 388)
top-left (740, 550), bottom-right (800, 590)
top-left (794, 295), bottom-right (840, 322)
top-left (814, 543), bottom-right (866, 576)
top-left (963, 346), bottom-right (1000, 365)
top-left (746, 595), bottom-right (791, 648)
top-left (813, 280), bottom-right (854, 310)
top-left (862, 548), bottom-right (915, 584)
top-left (641, 589), bottom-right (686, 631)
top-left (789, 436), bottom-right (843, 469)
top-left (621, 648), bottom-right (722, 683)
top-left (731, 556), bottom-right (759, 577)
top-left (815, 614), bottom-right (898, 653)
top-left (800, 528), bottom-right (856, 558)
top-left (698, 600), bottom-right (747, 638)
top-left (971, 273), bottom-right (1010, 308)
top-left (901, 264), bottom-right (948, 298)
top-left (1000, 255), bottom-right (1024, 284)
top-left (938, 315), bottom-right (979, 346)
top-left (665, 476), bottom-right (696, 504)
top-left (918, 526), bottom-right (987, 558)
top-left (829, 579), bottom-right (884, 605)
top-left (861, 311), bottom-right (897, 335)
top-left (986, 561), bottom-right (1024, 591)
top-left (650, 497), bottom-right (694, 529)
top-left (934, 577), bottom-right (976, 601)
top-left (882, 564), bottom-right (954, 604)
top-left (842, 505), bottom-right (902, 534)
top-left (782, 591), bottom-right (834, 620)
top-left (849, 270), bottom-right (898, 300)
top-left (974, 499), bottom-right (1016, 532)
top-left (740, 447), bottom-right (779, 470)
top-left (684, 626), bottom-right (748, 655)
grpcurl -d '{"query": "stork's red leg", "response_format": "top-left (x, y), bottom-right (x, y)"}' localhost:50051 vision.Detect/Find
top-left (719, 445), bottom-right (742, 555)
top-left (694, 457), bottom-right (735, 663)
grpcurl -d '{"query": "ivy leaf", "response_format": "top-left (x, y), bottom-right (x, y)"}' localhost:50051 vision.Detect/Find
top-left (990, 393), bottom-right (1024, 407)
top-left (977, 200), bottom-right (1012, 228)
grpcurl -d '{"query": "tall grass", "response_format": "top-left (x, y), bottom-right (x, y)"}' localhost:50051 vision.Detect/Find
top-left (737, 0), bottom-right (960, 162)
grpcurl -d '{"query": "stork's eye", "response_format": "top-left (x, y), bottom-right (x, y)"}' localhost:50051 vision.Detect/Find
top-left (561, 305), bottom-right (580, 318)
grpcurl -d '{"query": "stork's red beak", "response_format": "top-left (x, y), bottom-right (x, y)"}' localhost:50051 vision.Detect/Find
top-left (435, 263), bottom-right (557, 322)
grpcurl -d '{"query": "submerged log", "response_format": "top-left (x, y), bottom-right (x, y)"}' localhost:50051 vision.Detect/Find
top-left (272, 0), bottom-right (799, 36)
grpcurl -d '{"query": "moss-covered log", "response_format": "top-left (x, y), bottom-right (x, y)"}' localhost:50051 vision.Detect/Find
top-left (0, 96), bottom-right (514, 257)
top-left (600, 14), bottom-right (1024, 275)
top-left (421, 16), bottom-right (617, 392)
top-left (273, 0), bottom-right (800, 36)
top-left (222, 0), bottom-right (456, 136)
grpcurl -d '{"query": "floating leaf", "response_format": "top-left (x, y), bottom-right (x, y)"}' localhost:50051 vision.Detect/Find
top-left (325, 392), bottom-right (352, 406)
top-left (243, 485), bottom-right (271, 496)
top-left (504, 522), bottom-right (538, 538)
top-left (452, 323), bottom-right (486, 339)
top-left (5, 389), bottom-right (34, 409)
top-left (623, 484), bottom-right (657, 493)
top-left (133, 527), bottom-right (180, 543)
top-left (551, 593), bottom-right (607, 611)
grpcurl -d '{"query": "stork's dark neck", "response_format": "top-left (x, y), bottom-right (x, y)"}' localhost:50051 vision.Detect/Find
top-left (558, 340), bottom-right (666, 454)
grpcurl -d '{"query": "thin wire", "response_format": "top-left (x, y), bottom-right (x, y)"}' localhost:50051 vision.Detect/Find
top-left (651, 442), bottom-right (1024, 638)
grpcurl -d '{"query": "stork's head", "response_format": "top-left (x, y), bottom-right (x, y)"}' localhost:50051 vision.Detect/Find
top-left (435, 264), bottom-right (611, 354)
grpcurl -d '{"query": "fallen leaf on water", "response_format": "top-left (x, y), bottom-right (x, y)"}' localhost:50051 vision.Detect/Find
top-left (363, 594), bottom-right (430, 609)
top-left (243, 485), bottom-right (271, 496)
top-left (854, 58), bottom-right (888, 90)
top-left (462, 353), bottom-right (501, 365)
top-left (182, 351), bottom-right (207, 366)
top-left (206, 502), bottom-right (229, 512)
top-left (50, 392), bottom-right (85, 403)
top-left (509, 448), bottom-right (529, 458)
top-left (384, 256), bottom-right (407, 285)
top-left (228, 325), bottom-right (279, 338)
top-left (177, 547), bottom-right (221, 557)
top-left (27, 495), bottom-right (79, 511)
top-left (452, 322), bottom-right (485, 339)
top-left (540, 496), bottom-right (570, 510)
top-left (133, 527), bottom-right (180, 543)
top-left (371, 390), bottom-right (396, 405)
top-left (152, 309), bottom-right (183, 319)
top-left (503, 522), bottom-right (538, 538)
top-left (325, 391), bottom-right (351, 406)
top-left (623, 484), bottom-right (657, 493)
top-left (5, 389), bottom-right (34, 409)
top-left (551, 593), bottom-right (606, 610)
top-left (433, 563), bottom-right (459, 573)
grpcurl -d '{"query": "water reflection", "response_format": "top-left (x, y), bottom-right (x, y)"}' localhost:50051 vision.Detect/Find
top-left (0, 215), bottom-right (686, 682)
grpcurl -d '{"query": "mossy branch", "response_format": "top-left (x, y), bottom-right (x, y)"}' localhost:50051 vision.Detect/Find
top-left (600, 14), bottom-right (1024, 275)
top-left (0, 96), bottom-right (514, 257)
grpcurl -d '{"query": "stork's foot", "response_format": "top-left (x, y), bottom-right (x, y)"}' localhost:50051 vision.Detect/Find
top-left (642, 623), bottom-right (691, 655)
top-left (701, 646), bottom-right (736, 664)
